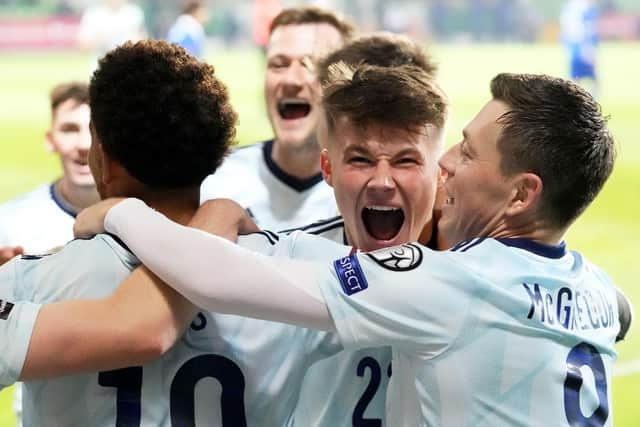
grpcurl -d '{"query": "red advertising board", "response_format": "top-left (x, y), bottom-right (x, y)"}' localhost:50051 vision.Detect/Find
top-left (0, 16), bottom-right (81, 49)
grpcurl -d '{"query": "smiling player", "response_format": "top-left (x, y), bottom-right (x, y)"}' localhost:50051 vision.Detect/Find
top-left (199, 6), bottom-right (354, 229)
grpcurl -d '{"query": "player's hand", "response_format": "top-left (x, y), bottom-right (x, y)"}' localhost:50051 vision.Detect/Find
top-left (74, 198), bottom-right (126, 238)
top-left (190, 198), bottom-right (260, 241)
top-left (0, 245), bottom-right (24, 266)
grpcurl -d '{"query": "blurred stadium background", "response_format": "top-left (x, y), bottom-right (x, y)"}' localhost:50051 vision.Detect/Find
top-left (0, 0), bottom-right (639, 426)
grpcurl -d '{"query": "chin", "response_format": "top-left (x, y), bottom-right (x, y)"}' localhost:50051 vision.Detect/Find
top-left (71, 177), bottom-right (97, 188)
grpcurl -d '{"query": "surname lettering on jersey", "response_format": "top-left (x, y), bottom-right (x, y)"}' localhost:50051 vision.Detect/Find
top-left (522, 283), bottom-right (615, 332)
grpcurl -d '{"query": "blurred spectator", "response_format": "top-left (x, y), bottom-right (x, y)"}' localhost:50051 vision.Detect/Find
top-left (167, 0), bottom-right (209, 58)
top-left (252, 0), bottom-right (282, 50)
top-left (77, 0), bottom-right (147, 68)
top-left (561, 0), bottom-right (599, 94)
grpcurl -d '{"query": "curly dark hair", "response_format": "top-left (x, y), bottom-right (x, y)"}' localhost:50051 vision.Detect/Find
top-left (89, 39), bottom-right (237, 188)
top-left (491, 73), bottom-right (616, 228)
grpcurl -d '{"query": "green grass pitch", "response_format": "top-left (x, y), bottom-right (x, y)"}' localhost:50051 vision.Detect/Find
top-left (0, 42), bottom-right (638, 425)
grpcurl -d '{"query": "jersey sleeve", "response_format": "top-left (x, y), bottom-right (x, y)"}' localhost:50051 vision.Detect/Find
top-left (318, 245), bottom-right (476, 356)
top-left (0, 300), bottom-right (41, 388)
top-left (236, 231), bottom-right (293, 256)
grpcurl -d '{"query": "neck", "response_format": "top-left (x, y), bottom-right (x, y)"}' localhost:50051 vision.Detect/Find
top-left (55, 178), bottom-right (100, 211)
top-left (142, 190), bottom-right (200, 226)
top-left (271, 139), bottom-right (322, 179)
top-left (488, 217), bottom-right (566, 246)
top-left (114, 187), bottom-right (200, 226)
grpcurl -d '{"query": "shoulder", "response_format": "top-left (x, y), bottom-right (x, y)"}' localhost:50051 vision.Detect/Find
top-left (237, 230), bottom-right (286, 254)
top-left (0, 185), bottom-right (51, 215)
top-left (280, 215), bottom-right (344, 236)
top-left (225, 141), bottom-right (267, 164)
top-left (200, 142), bottom-right (269, 199)
top-left (15, 234), bottom-right (138, 302)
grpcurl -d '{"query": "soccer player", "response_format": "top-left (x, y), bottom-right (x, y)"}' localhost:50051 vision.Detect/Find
top-left (0, 82), bottom-right (98, 266)
top-left (0, 38), bottom-right (449, 426)
top-left (90, 72), bottom-right (621, 425)
top-left (292, 32), bottom-right (443, 426)
top-left (0, 81), bottom-right (98, 426)
top-left (199, 6), bottom-right (354, 229)
top-left (0, 39), bottom-right (236, 425)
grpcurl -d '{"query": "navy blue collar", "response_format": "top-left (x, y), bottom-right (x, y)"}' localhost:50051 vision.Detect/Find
top-left (496, 237), bottom-right (566, 259)
top-left (262, 140), bottom-right (324, 192)
top-left (49, 183), bottom-right (78, 218)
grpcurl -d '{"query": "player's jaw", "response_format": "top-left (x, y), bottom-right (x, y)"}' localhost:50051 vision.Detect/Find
top-left (63, 153), bottom-right (94, 187)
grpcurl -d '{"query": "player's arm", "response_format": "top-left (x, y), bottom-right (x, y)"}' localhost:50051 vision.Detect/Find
top-left (84, 198), bottom-right (335, 331)
top-left (616, 287), bottom-right (633, 343)
top-left (20, 266), bottom-right (197, 380)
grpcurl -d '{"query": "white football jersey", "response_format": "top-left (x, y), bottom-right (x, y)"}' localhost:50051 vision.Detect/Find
top-left (200, 140), bottom-right (338, 230)
top-left (319, 238), bottom-right (620, 426)
top-left (0, 298), bottom-right (40, 389)
top-left (0, 183), bottom-right (76, 255)
top-left (2, 231), bottom-right (347, 426)
top-left (287, 218), bottom-right (392, 426)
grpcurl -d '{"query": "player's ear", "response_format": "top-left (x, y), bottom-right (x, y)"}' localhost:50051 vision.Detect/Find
top-left (505, 172), bottom-right (542, 217)
top-left (321, 149), bottom-right (333, 187)
top-left (44, 130), bottom-right (56, 153)
top-left (98, 143), bottom-right (115, 184)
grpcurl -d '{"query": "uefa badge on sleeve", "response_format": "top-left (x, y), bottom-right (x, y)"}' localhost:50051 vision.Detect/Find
top-left (334, 255), bottom-right (369, 296)
top-left (365, 243), bottom-right (423, 272)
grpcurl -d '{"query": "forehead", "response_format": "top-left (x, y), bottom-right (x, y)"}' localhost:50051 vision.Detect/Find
top-left (332, 116), bottom-right (439, 153)
top-left (53, 99), bottom-right (90, 122)
top-left (267, 23), bottom-right (343, 59)
top-left (464, 99), bottom-right (509, 141)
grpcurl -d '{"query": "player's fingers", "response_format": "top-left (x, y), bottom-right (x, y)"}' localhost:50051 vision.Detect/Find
top-left (0, 246), bottom-right (22, 265)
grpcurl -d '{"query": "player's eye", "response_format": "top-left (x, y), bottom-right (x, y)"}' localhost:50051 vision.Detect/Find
top-left (267, 57), bottom-right (288, 69)
top-left (459, 142), bottom-right (471, 161)
top-left (59, 124), bottom-right (80, 133)
top-left (396, 157), bottom-right (419, 166)
top-left (348, 156), bottom-right (371, 165)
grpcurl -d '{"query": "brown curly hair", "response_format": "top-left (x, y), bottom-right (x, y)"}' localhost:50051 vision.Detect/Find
top-left (90, 39), bottom-right (237, 188)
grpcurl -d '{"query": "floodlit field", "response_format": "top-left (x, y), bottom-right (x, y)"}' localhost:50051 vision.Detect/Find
top-left (0, 42), bottom-right (638, 426)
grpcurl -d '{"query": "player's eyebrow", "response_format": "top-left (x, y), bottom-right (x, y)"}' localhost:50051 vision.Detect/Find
top-left (343, 144), bottom-right (370, 157)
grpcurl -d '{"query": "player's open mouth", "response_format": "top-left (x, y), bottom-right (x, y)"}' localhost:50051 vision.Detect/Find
top-left (362, 205), bottom-right (405, 241)
top-left (278, 99), bottom-right (311, 120)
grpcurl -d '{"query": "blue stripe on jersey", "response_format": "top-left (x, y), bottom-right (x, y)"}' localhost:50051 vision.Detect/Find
top-left (262, 140), bottom-right (324, 192)
top-left (279, 215), bottom-right (343, 234)
top-left (450, 238), bottom-right (484, 252)
top-left (251, 231), bottom-right (279, 245)
top-left (451, 237), bottom-right (567, 259)
top-left (307, 222), bottom-right (345, 236)
top-left (264, 230), bottom-right (280, 242)
top-left (496, 238), bottom-right (566, 259)
top-left (49, 183), bottom-right (77, 218)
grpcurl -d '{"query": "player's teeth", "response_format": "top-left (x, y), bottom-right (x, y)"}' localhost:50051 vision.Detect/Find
top-left (367, 206), bottom-right (399, 211)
